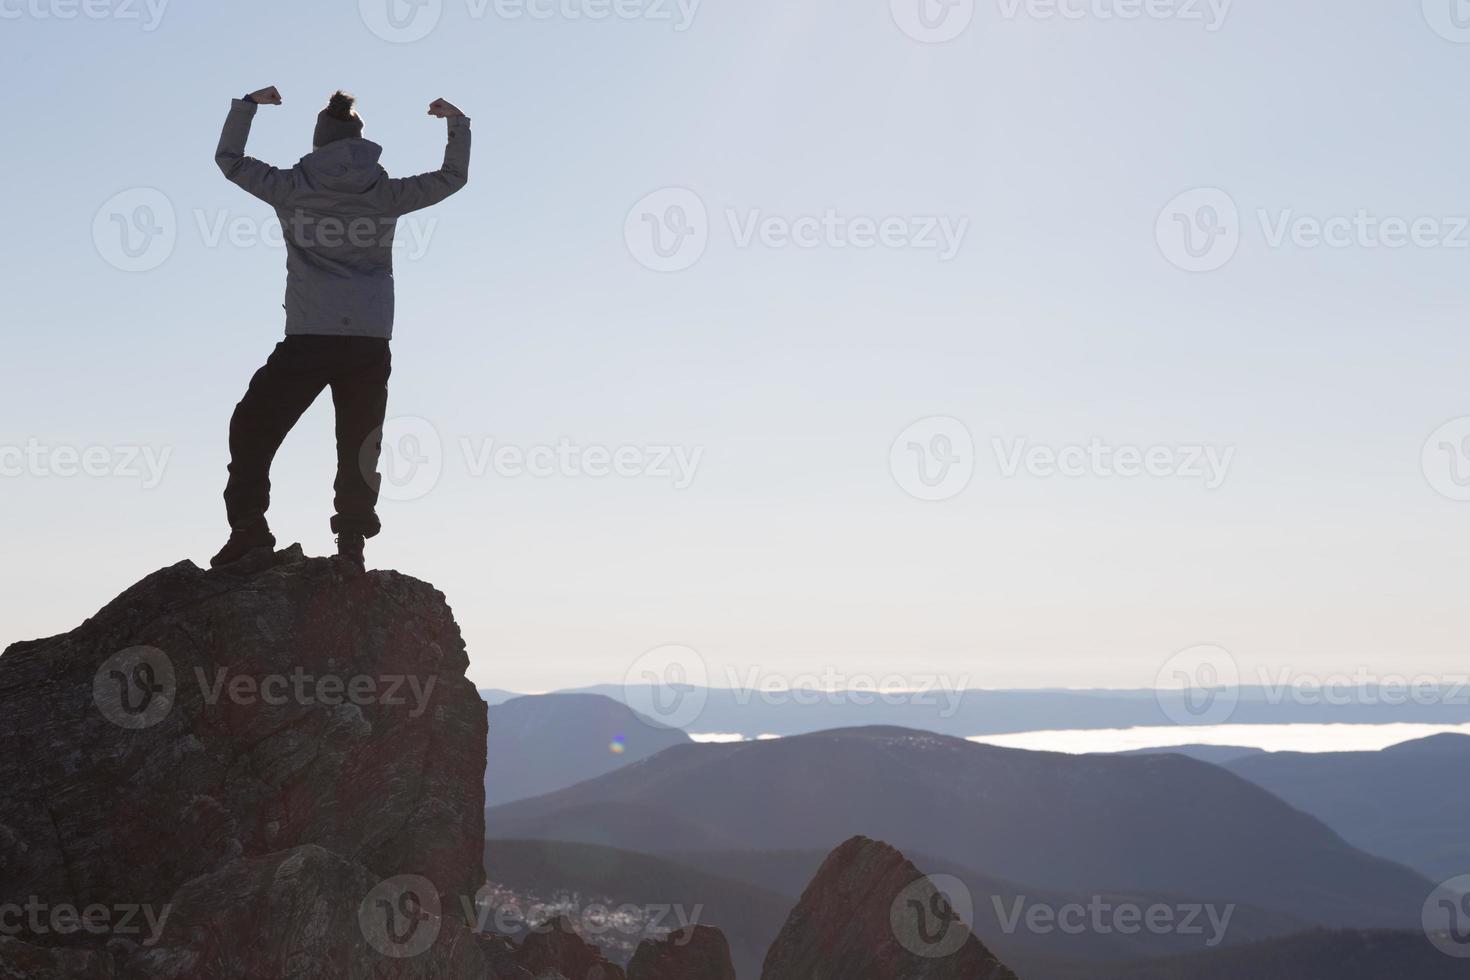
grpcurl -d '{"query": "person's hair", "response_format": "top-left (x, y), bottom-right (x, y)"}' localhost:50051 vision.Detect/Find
top-left (324, 90), bottom-right (357, 120)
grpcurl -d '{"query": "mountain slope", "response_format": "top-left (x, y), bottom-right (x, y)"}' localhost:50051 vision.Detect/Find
top-left (487, 693), bottom-right (690, 806)
top-left (1224, 733), bottom-right (1470, 881)
top-left (486, 726), bottom-right (1434, 929)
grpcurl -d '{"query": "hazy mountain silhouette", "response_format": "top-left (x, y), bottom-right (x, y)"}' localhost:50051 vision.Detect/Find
top-left (487, 693), bottom-right (691, 806)
top-left (485, 727), bottom-right (1434, 929)
top-left (1223, 733), bottom-right (1470, 881)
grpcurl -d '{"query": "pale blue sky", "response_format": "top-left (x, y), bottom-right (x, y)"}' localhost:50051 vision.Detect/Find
top-left (3, 1), bottom-right (1469, 694)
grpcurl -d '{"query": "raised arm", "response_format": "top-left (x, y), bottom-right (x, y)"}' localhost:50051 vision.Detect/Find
top-left (386, 99), bottom-right (472, 215)
top-left (215, 86), bottom-right (293, 207)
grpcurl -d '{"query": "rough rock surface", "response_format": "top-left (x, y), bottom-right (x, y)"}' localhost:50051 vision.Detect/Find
top-left (627, 925), bottom-right (737, 980)
top-left (0, 547), bottom-right (486, 914)
top-left (0, 549), bottom-right (490, 977)
top-left (514, 916), bottom-right (627, 980)
top-left (0, 939), bottom-right (116, 980)
top-left (123, 844), bottom-right (492, 979)
top-left (760, 836), bottom-right (1019, 980)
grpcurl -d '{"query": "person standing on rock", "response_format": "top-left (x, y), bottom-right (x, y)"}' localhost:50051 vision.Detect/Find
top-left (210, 86), bottom-right (471, 572)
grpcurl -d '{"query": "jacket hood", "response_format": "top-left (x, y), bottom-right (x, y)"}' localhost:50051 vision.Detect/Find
top-left (299, 138), bottom-right (384, 192)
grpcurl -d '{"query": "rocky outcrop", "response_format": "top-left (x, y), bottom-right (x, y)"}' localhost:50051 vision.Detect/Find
top-left (627, 925), bottom-right (737, 980)
top-left (514, 915), bottom-right (627, 979)
top-left (760, 836), bottom-right (1019, 980)
top-left (124, 844), bottom-right (491, 979)
top-left (0, 548), bottom-right (490, 978)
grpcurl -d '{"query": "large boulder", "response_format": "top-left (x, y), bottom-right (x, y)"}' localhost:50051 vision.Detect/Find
top-left (514, 916), bottom-right (626, 980)
top-left (123, 844), bottom-right (492, 980)
top-left (627, 925), bottom-right (736, 980)
top-left (760, 836), bottom-right (1018, 980)
top-left (0, 548), bottom-right (488, 976)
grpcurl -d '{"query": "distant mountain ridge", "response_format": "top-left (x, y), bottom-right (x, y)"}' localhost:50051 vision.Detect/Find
top-left (486, 693), bottom-right (691, 806)
top-left (1223, 733), bottom-right (1470, 880)
top-left (520, 684), bottom-right (1470, 737)
top-left (486, 726), bottom-right (1434, 930)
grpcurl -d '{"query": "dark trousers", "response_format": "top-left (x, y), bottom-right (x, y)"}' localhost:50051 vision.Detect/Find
top-left (225, 336), bottom-right (392, 538)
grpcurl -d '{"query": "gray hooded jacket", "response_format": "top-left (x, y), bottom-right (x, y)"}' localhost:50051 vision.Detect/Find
top-left (215, 99), bottom-right (471, 340)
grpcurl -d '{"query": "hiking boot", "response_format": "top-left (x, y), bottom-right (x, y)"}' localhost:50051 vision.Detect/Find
top-left (210, 524), bottom-right (276, 568)
top-left (336, 532), bottom-right (366, 573)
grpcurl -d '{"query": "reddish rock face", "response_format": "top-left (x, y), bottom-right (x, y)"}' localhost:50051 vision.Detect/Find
top-left (0, 548), bottom-right (494, 977)
top-left (516, 915), bottom-right (628, 980)
top-left (760, 836), bottom-right (1019, 980)
top-left (628, 925), bottom-right (738, 980)
top-left (0, 547), bottom-right (488, 915)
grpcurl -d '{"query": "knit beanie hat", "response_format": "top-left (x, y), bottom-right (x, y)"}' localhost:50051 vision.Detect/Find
top-left (313, 91), bottom-right (364, 148)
